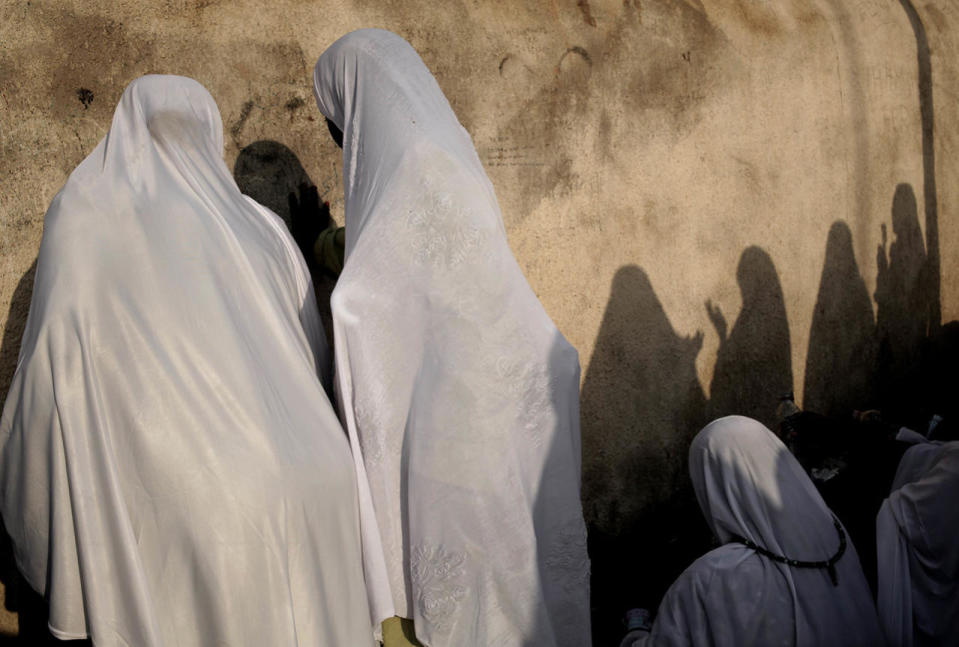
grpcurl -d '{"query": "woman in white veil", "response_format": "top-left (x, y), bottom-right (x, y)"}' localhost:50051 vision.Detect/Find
top-left (0, 75), bottom-right (374, 646)
top-left (876, 439), bottom-right (959, 646)
top-left (312, 29), bottom-right (591, 647)
top-left (628, 416), bottom-right (882, 646)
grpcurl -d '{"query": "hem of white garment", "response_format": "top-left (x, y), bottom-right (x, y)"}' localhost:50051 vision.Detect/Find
top-left (48, 623), bottom-right (89, 641)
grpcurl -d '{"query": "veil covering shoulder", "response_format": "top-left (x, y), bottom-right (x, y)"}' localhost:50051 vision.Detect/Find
top-left (877, 441), bottom-right (959, 646)
top-left (633, 416), bottom-right (882, 646)
top-left (313, 29), bottom-right (591, 646)
top-left (0, 75), bottom-right (374, 646)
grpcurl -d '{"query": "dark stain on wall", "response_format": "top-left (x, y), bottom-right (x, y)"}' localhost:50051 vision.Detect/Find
top-left (76, 88), bottom-right (94, 109)
top-left (577, 0), bottom-right (597, 27)
top-left (230, 100), bottom-right (255, 143)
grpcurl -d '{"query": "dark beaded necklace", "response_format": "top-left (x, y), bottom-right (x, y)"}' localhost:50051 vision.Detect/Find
top-left (730, 517), bottom-right (847, 586)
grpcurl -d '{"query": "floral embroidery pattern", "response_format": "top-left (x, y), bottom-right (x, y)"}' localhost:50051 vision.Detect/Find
top-left (410, 544), bottom-right (468, 629)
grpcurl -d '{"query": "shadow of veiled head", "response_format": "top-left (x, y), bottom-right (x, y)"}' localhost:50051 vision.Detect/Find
top-left (580, 264), bottom-right (709, 644)
top-left (736, 246), bottom-right (782, 308)
top-left (875, 183), bottom-right (933, 425)
top-left (233, 140), bottom-right (313, 230)
top-left (709, 246), bottom-right (792, 429)
top-left (803, 221), bottom-right (876, 418)
top-left (891, 183), bottom-right (924, 260)
top-left (582, 265), bottom-right (706, 533)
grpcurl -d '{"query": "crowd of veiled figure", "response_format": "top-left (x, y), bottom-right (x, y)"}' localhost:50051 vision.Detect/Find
top-left (0, 28), bottom-right (955, 647)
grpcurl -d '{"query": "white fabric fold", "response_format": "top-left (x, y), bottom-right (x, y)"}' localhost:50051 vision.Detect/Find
top-left (633, 416), bottom-right (882, 646)
top-left (877, 440), bottom-right (959, 647)
top-left (313, 29), bottom-right (591, 647)
top-left (0, 75), bottom-right (374, 647)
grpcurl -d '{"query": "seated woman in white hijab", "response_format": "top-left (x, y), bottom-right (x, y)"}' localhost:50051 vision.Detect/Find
top-left (312, 29), bottom-right (591, 647)
top-left (877, 439), bottom-right (959, 646)
top-left (0, 75), bottom-right (375, 647)
top-left (626, 416), bottom-right (882, 646)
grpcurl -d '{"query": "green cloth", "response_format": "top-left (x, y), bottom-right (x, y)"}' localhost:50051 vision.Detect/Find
top-left (313, 225), bottom-right (346, 277)
top-left (381, 617), bottom-right (424, 647)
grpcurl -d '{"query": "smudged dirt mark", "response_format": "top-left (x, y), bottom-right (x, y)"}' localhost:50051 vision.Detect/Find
top-left (37, 9), bottom-right (156, 121)
top-left (596, 108), bottom-right (614, 161)
top-left (229, 39), bottom-right (309, 88)
top-left (76, 88), bottom-right (94, 109)
top-left (559, 45), bottom-right (592, 69)
top-left (285, 96), bottom-right (306, 113)
top-left (732, 0), bottom-right (784, 38)
top-left (230, 100), bottom-right (255, 142)
top-left (495, 0), bottom-right (731, 222)
top-left (499, 54), bottom-right (511, 75)
top-left (623, 0), bottom-right (731, 120)
top-left (578, 0), bottom-right (597, 27)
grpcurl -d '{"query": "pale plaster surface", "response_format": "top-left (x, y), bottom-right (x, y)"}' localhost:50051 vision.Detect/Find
top-left (1, 0), bottom-right (957, 640)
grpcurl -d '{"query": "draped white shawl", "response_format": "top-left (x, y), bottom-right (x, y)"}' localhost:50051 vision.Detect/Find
top-left (877, 440), bottom-right (959, 646)
top-left (313, 29), bottom-right (591, 647)
top-left (0, 75), bottom-right (374, 647)
top-left (632, 416), bottom-right (882, 646)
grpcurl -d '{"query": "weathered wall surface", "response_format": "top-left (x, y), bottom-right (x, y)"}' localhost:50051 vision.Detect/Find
top-left (1, 0), bottom-right (957, 640)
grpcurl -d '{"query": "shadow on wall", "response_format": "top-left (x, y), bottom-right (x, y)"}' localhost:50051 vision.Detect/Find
top-left (875, 184), bottom-right (937, 428)
top-left (580, 265), bottom-right (710, 647)
top-left (706, 246), bottom-right (793, 430)
top-left (587, 179), bottom-right (954, 643)
top-left (804, 221), bottom-right (878, 418)
top-left (233, 140), bottom-right (313, 230)
top-left (233, 140), bottom-right (337, 348)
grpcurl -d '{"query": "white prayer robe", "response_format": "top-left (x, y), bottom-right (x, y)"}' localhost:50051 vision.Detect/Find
top-left (877, 440), bottom-right (959, 646)
top-left (312, 29), bottom-right (591, 647)
top-left (631, 416), bottom-right (882, 646)
top-left (0, 75), bottom-right (374, 647)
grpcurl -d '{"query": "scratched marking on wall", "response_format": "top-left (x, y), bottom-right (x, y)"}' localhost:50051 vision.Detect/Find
top-left (480, 137), bottom-right (545, 168)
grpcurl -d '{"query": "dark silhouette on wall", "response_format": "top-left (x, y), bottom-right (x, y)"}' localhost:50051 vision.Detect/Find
top-left (707, 246), bottom-right (793, 429)
top-left (804, 221), bottom-right (877, 418)
top-left (233, 140), bottom-right (315, 230)
top-left (899, 0), bottom-right (940, 332)
top-left (233, 140), bottom-right (336, 348)
top-left (581, 265), bottom-right (709, 646)
top-left (875, 184), bottom-right (933, 427)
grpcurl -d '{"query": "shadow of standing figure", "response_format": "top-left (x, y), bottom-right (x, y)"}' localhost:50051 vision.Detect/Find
top-left (233, 141), bottom-right (336, 349)
top-left (233, 140), bottom-right (316, 230)
top-left (580, 265), bottom-right (709, 646)
top-left (874, 184), bottom-right (934, 427)
top-left (804, 221), bottom-right (878, 418)
top-left (706, 246), bottom-right (792, 429)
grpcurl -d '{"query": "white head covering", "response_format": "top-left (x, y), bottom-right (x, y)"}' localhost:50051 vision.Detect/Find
top-left (877, 440), bottom-right (959, 646)
top-left (634, 416), bottom-right (882, 646)
top-left (313, 29), bottom-right (591, 646)
top-left (0, 75), bottom-right (374, 646)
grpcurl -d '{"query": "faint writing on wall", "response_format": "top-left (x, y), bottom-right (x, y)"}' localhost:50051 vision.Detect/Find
top-left (480, 137), bottom-right (546, 168)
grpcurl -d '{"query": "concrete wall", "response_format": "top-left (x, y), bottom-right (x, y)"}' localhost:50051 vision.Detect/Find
top-left (1, 0), bottom-right (957, 640)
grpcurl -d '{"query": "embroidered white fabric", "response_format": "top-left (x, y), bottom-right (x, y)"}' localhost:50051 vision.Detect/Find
top-left (313, 29), bottom-right (591, 647)
top-left (630, 416), bottom-right (882, 646)
top-left (877, 440), bottom-right (959, 646)
top-left (0, 75), bottom-right (375, 646)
